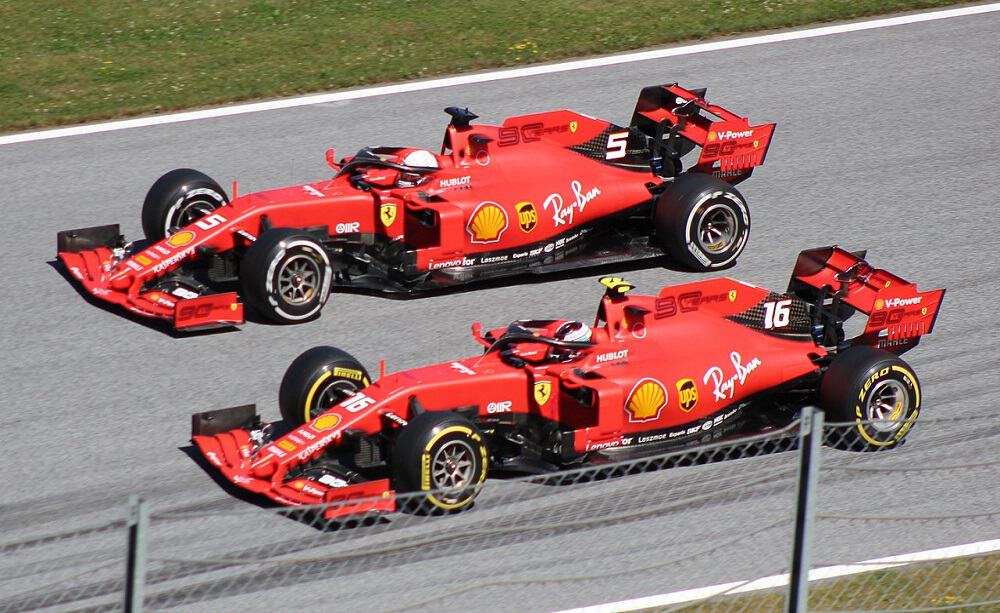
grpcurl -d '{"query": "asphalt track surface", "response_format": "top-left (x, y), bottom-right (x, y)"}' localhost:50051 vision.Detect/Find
top-left (1, 8), bottom-right (999, 612)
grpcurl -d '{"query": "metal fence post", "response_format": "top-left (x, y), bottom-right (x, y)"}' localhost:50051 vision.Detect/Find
top-left (787, 406), bottom-right (823, 613)
top-left (124, 495), bottom-right (148, 613)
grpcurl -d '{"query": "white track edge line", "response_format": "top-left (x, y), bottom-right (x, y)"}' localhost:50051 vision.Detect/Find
top-left (557, 538), bottom-right (1000, 612)
top-left (2, 3), bottom-right (998, 146)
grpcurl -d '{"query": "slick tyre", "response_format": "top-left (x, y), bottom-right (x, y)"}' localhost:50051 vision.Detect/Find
top-left (279, 346), bottom-right (371, 427)
top-left (819, 346), bottom-right (921, 451)
top-left (393, 412), bottom-right (489, 514)
top-left (142, 168), bottom-right (228, 241)
top-left (240, 228), bottom-right (333, 324)
top-left (655, 173), bottom-right (749, 271)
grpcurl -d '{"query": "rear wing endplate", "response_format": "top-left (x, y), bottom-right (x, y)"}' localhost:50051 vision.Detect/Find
top-left (789, 246), bottom-right (945, 349)
top-left (631, 83), bottom-right (776, 183)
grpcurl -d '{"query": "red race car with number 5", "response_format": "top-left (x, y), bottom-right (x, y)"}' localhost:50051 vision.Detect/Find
top-left (192, 247), bottom-right (943, 518)
top-left (57, 83), bottom-right (774, 331)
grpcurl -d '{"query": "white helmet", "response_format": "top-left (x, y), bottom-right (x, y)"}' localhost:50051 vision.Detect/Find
top-left (555, 321), bottom-right (592, 343)
top-left (401, 149), bottom-right (439, 168)
top-left (397, 149), bottom-right (439, 187)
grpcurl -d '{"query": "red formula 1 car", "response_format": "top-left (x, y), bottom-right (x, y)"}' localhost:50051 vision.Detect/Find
top-left (57, 83), bottom-right (774, 330)
top-left (192, 247), bottom-right (944, 518)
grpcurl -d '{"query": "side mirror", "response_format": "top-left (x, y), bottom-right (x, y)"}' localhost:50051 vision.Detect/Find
top-left (471, 321), bottom-right (490, 348)
top-left (325, 148), bottom-right (339, 171)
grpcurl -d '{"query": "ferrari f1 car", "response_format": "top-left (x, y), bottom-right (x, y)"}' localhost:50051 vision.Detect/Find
top-left (193, 247), bottom-right (944, 518)
top-left (57, 83), bottom-right (774, 330)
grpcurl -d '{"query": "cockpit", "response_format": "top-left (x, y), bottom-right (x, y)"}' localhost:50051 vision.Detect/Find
top-left (335, 146), bottom-right (442, 191)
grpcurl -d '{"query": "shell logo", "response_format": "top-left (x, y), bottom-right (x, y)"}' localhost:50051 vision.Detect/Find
top-left (467, 201), bottom-right (508, 244)
top-left (313, 414), bottom-right (341, 431)
top-left (875, 298), bottom-right (885, 310)
top-left (708, 131), bottom-right (717, 142)
top-left (167, 231), bottom-right (195, 247)
top-left (625, 378), bottom-right (668, 422)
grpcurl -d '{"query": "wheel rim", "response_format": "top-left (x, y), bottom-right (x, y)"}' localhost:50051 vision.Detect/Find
top-left (430, 439), bottom-right (477, 500)
top-left (312, 379), bottom-right (358, 413)
top-left (166, 198), bottom-right (218, 235)
top-left (866, 379), bottom-right (910, 433)
top-left (696, 202), bottom-right (738, 254)
top-left (278, 254), bottom-right (321, 305)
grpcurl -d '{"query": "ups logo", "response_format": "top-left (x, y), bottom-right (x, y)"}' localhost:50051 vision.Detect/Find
top-left (676, 378), bottom-right (698, 412)
top-left (516, 201), bottom-right (538, 233)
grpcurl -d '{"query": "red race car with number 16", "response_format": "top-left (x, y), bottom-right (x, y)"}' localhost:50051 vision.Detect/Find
top-left (192, 247), bottom-right (943, 518)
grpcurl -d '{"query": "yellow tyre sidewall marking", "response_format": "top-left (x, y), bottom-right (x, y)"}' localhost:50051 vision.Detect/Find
top-left (422, 424), bottom-right (488, 511)
top-left (854, 364), bottom-right (920, 446)
top-left (303, 370), bottom-right (333, 422)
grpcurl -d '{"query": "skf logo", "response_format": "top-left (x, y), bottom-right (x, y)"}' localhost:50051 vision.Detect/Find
top-left (516, 201), bottom-right (538, 233)
top-left (277, 440), bottom-right (297, 452)
top-left (534, 380), bottom-right (552, 406)
top-left (167, 231), bottom-right (195, 248)
top-left (380, 203), bottom-right (397, 227)
top-left (467, 201), bottom-right (508, 243)
top-left (676, 379), bottom-right (698, 412)
top-left (625, 378), bottom-right (668, 422)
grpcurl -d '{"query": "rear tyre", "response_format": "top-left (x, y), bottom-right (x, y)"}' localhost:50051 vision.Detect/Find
top-left (240, 228), bottom-right (333, 324)
top-left (819, 346), bottom-right (921, 451)
top-left (279, 346), bottom-right (371, 427)
top-left (654, 173), bottom-right (749, 271)
top-left (142, 168), bottom-right (228, 241)
top-left (393, 412), bottom-right (489, 514)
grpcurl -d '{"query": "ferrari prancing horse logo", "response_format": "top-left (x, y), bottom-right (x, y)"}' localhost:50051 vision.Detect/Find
top-left (534, 380), bottom-right (552, 406)
top-left (380, 203), bottom-right (397, 227)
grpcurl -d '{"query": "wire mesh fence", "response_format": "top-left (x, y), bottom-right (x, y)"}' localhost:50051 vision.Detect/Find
top-left (0, 414), bottom-right (996, 612)
top-left (0, 513), bottom-right (126, 612)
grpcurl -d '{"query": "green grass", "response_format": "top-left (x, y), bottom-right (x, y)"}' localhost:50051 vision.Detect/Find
top-left (0, 0), bottom-right (970, 133)
top-left (654, 552), bottom-right (1000, 612)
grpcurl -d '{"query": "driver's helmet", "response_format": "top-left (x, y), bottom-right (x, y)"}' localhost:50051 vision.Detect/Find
top-left (397, 149), bottom-right (439, 187)
top-left (554, 320), bottom-right (592, 343)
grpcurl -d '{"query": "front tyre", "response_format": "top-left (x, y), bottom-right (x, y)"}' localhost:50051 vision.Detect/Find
top-left (142, 168), bottom-right (228, 241)
top-left (393, 412), bottom-right (489, 514)
top-left (240, 228), bottom-right (333, 324)
top-left (279, 346), bottom-right (371, 427)
top-left (819, 346), bottom-right (921, 451)
top-left (655, 173), bottom-right (750, 271)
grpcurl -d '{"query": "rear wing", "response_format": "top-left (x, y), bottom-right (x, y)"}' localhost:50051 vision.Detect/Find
top-left (631, 83), bottom-right (776, 183)
top-left (788, 247), bottom-right (945, 352)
